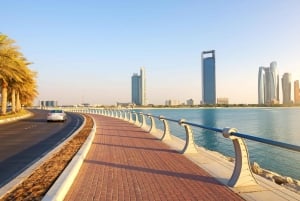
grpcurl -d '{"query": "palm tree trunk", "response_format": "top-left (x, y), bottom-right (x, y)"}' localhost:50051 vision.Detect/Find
top-left (16, 91), bottom-right (21, 112)
top-left (1, 81), bottom-right (8, 115)
top-left (11, 88), bottom-right (16, 113)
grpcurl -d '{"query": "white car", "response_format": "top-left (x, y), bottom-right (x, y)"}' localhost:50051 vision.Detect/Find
top-left (47, 110), bottom-right (67, 122)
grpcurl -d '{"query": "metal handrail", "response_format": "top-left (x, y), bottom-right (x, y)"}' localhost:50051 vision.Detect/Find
top-left (182, 120), bottom-right (300, 153)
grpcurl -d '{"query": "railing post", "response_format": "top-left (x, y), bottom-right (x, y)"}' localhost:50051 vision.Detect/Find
top-left (118, 110), bottom-right (122, 119)
top-left (159, 116), bottom-right (172, 141)
top-left (128, 111), bottom-right (133, 123)
top-left (133, 113), bottom-right (140, 126)
top-left (110, 110), bottom-right (114, 117)
top-left (139, 112), bottom-right (147, 129)
top-left (179, 119), bottom-right (198, 154)
top-left (110, 110), bottom-right (113, 117)
top-left (147, 114), bottom-right (157, 134)
top-left (222, 127), bottom-right (258, 187)
top-left (123, 110), bottom-right (129, 121)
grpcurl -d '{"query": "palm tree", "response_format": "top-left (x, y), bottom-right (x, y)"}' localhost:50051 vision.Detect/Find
top-left (8, 57), bottom-right (37, 112)
top-left (0, 33), bottom-right (38, 115)
top-left (15, 69), bottom-right (38, 110)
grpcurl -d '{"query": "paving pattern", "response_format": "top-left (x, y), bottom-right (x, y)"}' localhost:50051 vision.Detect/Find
top-left (64, 115), bottom-right (244, 201)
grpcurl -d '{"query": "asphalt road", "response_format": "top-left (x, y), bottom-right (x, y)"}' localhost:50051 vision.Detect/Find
top-left (0, 109), bottom-right (84, 187)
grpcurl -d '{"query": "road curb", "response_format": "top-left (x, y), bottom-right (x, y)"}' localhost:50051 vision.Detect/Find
top-left (0, 111), bottom-right (33, 124)
top-left (42, 116), bottom-right (96, 201)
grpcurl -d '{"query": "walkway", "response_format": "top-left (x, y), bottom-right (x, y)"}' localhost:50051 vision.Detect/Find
top-left (64, 115), bottom-right (244, 201)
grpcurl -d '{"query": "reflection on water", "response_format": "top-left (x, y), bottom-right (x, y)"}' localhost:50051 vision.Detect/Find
top-left (198, 109), bottom-right (218, 150)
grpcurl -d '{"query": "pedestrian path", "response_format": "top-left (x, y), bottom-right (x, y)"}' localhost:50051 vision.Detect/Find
top-left (64, 115), bottom-right (243, 201)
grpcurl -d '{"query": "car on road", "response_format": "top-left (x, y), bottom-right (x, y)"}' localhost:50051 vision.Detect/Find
top-left (47, 110), bottom-right (67, 122)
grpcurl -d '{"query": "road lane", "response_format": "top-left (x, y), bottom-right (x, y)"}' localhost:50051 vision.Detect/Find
top-left (0, 109), bottom-right (84, 187)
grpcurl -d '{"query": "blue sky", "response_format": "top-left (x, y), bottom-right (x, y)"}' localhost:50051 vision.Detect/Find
top-left (1, 1), bottom-right (300, 105)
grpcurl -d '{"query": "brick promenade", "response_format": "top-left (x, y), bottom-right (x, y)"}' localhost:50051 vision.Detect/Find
top-left (64, 115), bottom-right (244, 201)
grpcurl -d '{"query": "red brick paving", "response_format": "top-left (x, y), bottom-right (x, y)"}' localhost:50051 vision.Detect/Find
top-left (64, 115), bottom-right (244, 201)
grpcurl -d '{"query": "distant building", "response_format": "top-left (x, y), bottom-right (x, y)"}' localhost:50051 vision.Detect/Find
top-left (131, 67), bottom-right (146, 106)
top-left (40, 100), bottom-right (58, 108)
top-left (202, 50), bottom-right (216, 104)
top-left (186, 99), bottom-right (194, 106)
top-left (82, 103), bottom-right (90, 107)
top-left (116, 102), bottom-right (134, 108)
top-left (294, 80), bottom-right (300, 104)
top-left (258, 61), bottom-right (280, 104)
top-left (217, 97), bottom-right (229, 104)
top-left (131, 73), bottom-right (140, 105)
top-left (165, 100), bottom-right (181, 106)
top-left (281, 73), bottom-right (292, 104)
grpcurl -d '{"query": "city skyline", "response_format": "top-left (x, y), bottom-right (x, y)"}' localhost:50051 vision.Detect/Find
top-left (258, 62), bottom-right (280, 104)
top-left (1, 1), bottom-right (300, 105)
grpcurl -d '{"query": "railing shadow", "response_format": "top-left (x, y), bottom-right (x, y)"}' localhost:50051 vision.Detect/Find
top-left (93, 142), bottom-right (178, 153)
top-left (85, 160), bottom-right (225, 186)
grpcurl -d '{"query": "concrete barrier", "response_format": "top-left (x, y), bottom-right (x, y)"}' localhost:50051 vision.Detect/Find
top-left (42, 117), bottom-right (96, 201)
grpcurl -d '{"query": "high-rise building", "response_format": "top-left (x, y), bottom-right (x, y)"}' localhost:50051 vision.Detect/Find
top-left (258, 61), bottom-right (280, 104)
top-left (140, 67), bottom-right (146, 105)
top-left (281, 73), bottom-right (292, 104)
top-left (294, 80), bottom-right (300, 104)
top-left (202, 50), bottom-right (216, 104)
top-left (270, 62), bottom-right (280, 103)
top-left (258, 67), bottom-right (266, 104)
top-left (131, 73), bottom-right (140, 105)
top-left (131, 67), bottom-right (146, 106)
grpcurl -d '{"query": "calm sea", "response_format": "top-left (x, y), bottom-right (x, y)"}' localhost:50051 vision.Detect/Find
top-left (134, 108), bottom-right (300, 180)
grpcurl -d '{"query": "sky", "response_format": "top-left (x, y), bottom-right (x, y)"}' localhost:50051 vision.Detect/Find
top-left (1, 0), bottom-right (300, 105)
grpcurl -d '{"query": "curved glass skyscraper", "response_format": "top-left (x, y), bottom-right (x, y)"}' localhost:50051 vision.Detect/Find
top-left (258, 67), bottom-right (266, 104)
top-left (202, 50), bottom-right (216, 104)
top-left (258, 62), bottom-right (279, 104)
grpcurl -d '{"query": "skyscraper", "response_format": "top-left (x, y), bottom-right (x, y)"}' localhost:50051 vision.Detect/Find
top-left (140, 67), bottom-right (146, 105)
top-left (202, 50), bottom-right (216, 104)
top-left (294, 80), bottom-right (300, 104)
top-left (258, 67), bottom-right (266, 104)
top-left (281, 73), bottom-right (292, 104)
top-left (131, 67), bottom-right (146, 106)
top-left (258, 61), bottom-right (279, 104)
top-left (131, 73), bottom-right (140, 105)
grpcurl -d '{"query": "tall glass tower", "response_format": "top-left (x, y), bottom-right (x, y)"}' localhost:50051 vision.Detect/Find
top-left (294, 80), bottom-right (300, 104)
top-left (131, 67), bottom-right (146, 106)
top-left (258, 67), bottom-right (266, 104)
top-left (131, 73), bottom-right (140, 105)
top-left (282, 73), bottom-right (292, 104)
top-left (140, 67), bottom-right (146, 105)
top-left (202, 50), bottom-right (216, 104)
top-left (258, 61), bottom-right (279, 104)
